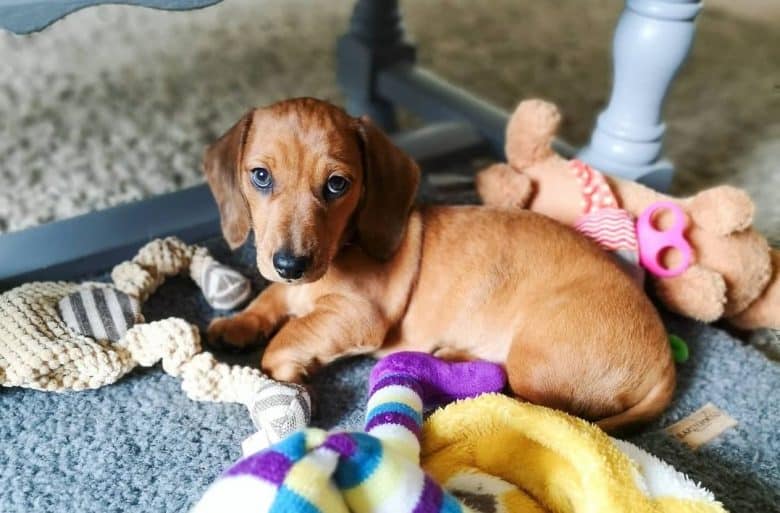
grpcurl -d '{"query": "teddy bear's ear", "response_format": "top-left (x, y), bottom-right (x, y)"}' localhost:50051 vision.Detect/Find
top-left (689, 186), bottom-right (754, 235)
top-left (505, 99), bottom-right (562, 170)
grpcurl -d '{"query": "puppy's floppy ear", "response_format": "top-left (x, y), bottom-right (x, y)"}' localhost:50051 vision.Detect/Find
top-left (355, 116), bottom-right (420, 260)
top-left (203, 111), bottom-right (254, 249)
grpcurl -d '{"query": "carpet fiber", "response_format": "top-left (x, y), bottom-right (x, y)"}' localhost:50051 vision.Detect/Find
top-left (2, 236), bottom-right (779, 513)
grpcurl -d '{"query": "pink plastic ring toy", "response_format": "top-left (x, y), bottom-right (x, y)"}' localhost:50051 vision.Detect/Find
top-left (636, 201), bottom-right (693, 278)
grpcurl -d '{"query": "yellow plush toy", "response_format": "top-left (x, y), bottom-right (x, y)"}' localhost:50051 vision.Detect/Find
top-left (423, 394), bottom-right (727, 513)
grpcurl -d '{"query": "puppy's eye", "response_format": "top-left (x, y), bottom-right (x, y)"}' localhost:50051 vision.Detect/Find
top-left (324, 175), bottom-right (350, 200)
top-left (250, 167), bottom-right (273, 190)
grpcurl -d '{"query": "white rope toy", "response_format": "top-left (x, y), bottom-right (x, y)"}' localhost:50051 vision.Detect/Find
top-left (0, 237), bottom-right (310, 449)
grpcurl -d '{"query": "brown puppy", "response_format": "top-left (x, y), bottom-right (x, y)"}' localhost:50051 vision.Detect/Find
top-left (204, 97), bottom-right (675, 432)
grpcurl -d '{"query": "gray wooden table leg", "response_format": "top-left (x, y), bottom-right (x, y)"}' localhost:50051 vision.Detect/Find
top-left (336, 0), bottom-right (416, 131)
top-left (578, 0), bottom-right (703, 190)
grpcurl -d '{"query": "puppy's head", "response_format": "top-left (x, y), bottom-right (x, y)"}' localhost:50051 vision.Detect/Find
top-left (203, 98), bottom-right (420, 283)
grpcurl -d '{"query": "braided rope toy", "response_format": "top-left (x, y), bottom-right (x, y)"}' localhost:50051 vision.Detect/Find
top-left (0, 237), bottom-right (310, 448)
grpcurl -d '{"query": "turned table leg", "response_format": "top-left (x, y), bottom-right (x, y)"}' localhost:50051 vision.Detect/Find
top-left (336, 0), bottom-right (416, 132)
top-left (578, 0), bottom-right (703, 190)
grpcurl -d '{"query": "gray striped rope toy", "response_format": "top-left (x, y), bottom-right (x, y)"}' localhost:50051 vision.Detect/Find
top-left (59, 287), bottom-right (142, 342)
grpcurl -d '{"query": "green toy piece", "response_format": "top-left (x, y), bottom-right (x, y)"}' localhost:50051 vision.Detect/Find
top-left (669, 334), bottom-right (689, 363)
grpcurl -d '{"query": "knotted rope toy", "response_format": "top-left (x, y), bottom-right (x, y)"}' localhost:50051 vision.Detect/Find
top-left (0, 237), bottom-right (310, 448)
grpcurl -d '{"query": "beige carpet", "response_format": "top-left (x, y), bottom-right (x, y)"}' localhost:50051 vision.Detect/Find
top-left (0, 0), bottom-right (778, 238)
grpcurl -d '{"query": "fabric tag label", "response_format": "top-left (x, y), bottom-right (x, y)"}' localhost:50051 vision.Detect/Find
top-left (665, 403), bottom-right (738, 449)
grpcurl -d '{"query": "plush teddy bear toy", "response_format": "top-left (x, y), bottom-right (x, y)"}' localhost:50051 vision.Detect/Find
top-left (476, 99), bottom-right (780, 330)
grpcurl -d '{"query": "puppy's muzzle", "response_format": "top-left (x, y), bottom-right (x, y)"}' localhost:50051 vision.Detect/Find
top-left (273, 249), bottom-right (312, 280)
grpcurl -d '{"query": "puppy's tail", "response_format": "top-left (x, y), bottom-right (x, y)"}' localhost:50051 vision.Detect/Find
top-left (596, 360), bottom-right (676, 434)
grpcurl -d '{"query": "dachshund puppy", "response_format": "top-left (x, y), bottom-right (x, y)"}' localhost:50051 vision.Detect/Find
top-left (204, 97), bottom-right (675, 432)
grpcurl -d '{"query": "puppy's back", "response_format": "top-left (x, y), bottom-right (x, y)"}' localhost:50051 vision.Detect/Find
top-left (404, 205), bottom-right (672, 428)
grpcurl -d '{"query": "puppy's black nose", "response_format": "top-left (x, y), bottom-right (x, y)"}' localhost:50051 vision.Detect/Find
top-left (273, 250), bottom-right (311, 280)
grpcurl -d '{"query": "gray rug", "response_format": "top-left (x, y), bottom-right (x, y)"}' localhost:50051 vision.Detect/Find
top-left (1, 235), bottom-right (779, 513)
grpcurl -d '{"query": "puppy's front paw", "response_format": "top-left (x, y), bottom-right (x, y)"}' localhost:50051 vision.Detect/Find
top-left (262, 361), bottom-right (307, 384)
top-left (261, 349), bottom-right (308, 384)
top-left (207, 315), bottom-right (265, 351)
